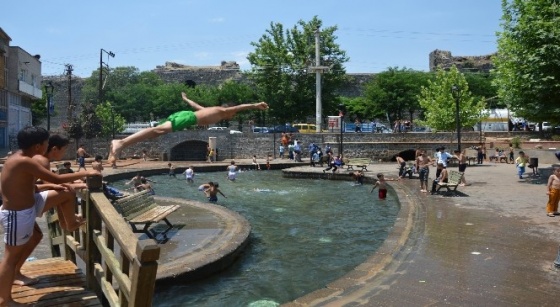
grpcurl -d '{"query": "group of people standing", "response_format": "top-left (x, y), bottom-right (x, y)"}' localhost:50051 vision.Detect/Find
top-left (393, 147), bottom-right (469, 195)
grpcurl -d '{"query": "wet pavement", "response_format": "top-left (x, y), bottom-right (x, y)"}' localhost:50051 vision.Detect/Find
top-left (3, 157), bottom-right (560, 306)
top-left (284, 160), bottom-right (560, 306)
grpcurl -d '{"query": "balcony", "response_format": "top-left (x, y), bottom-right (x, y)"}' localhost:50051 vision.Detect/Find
top-left (18, 80), bottom-right (42, 99)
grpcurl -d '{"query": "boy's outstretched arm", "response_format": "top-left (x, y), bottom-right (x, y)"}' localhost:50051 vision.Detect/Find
top-left (26, 158), bottom-right (100, 184)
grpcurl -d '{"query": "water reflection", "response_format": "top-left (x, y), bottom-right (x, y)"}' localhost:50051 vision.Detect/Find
top-left (111, 170), bottom-right (399, 306)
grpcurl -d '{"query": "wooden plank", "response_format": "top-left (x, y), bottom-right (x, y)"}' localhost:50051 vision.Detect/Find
top-left (89, 192), bottom-right (139, 261)
top-left (129, 205), bottom-right (180, 224)
top-left (11, 258), bottom-right (101, 306)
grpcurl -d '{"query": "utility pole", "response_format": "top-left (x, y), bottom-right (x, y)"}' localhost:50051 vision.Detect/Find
top-left (308, 27), bottom-right (330, 132)
top-left (99, 49), bottom-right (115, 105)
top-left (65, 64), bottom-right (73, 123)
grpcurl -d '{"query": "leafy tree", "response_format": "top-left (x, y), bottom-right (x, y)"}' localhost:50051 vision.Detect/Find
top-left (216, 81), bottom-right (260, 129)
top-left (81, 67), bottom-right (167, 122)
top-left (363, 67), bottom-right (431, 124)
top-left (339, 96), bottom-right (371, 121)
top-left (463, 73), bottom-right (501, 108)
top-left (65, 119), bottom-right (84, 148)
top-left (80, 102), bottom-right (102, 139)
top-left (95, 101), bottom-right (126, 139)
top-left (247, 16), bottom-right (349, 125)
top-left (31, 98), bottom-right (46, 126)
top-left (493, 0), bottom-right (560, 123)
top-left (418, 66), bottom-right (487, 132)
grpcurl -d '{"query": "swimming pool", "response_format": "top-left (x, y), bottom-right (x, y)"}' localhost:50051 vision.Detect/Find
top-left (111, 170), bottom-right (399, 306)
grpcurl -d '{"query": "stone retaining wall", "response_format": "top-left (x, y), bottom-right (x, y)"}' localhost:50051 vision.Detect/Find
top-left (65, 131), bottom-right (560, 164)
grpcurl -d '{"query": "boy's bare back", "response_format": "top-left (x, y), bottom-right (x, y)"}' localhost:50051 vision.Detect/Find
top-left (1, 152), bottom-right (100, 212)
top-left (1, 152), bottom-right (42, 211)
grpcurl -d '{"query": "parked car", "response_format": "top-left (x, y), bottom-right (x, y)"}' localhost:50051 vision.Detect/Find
top-left (208, 126), bottom-right (228, 131)
top-left (292, 123), bottom-right (326, 133)
top-left (267, 125), bottom-right (299, 133)
top-left (208, 126), bottom-right (242, 134)
top-left (252, 127), bottom-right (269, 133)
top-left (534, 122), bottom-right (552, 131)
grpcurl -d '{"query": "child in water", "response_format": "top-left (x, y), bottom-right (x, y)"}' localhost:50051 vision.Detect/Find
top-left (370, 173), bottom-right (399, 200)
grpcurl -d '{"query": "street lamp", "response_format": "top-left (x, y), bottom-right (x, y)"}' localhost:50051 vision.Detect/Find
top-left (451, 85), bottom-right (461, 151)
top-left (44, 81), bottom-right (54, 131)
top-left (338, 103), bottom-right (346, 157)
top-left (110, 105), bottom-right (115, 139)
top-left (99, 49), bottom-right (115, 105)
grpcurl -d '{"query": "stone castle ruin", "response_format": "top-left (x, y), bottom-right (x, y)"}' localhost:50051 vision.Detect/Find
top-left (153, 61), bottom-right (244, 86)
top-left (429, 49), bottom-right (494, 73)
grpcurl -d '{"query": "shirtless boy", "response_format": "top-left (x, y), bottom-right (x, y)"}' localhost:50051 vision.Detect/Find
top-left (0, 127), bottom-right (100, 306)
top-left (199, 182), bottom-right (227, 202)
top-left (76, 144), bottom-right (90, 171)
top-left (91, 155), bottom-right (104, 173)
top-left (108, 92), bottom-right (268, 166)
top-left (33, 134), bottom-right (88, 230)
top-left (545, 167), bottom-right (560, 217)
top-left (370, 173), bottom-right (399, 200)
top-left (416, 150), bottom-right (434, 192)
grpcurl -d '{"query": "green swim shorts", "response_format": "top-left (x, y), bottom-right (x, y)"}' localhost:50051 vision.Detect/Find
top-left (160, 110), bottom-right (198, 132)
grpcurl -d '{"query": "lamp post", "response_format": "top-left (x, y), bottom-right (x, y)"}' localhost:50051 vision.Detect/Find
top-left (110, 105), bottom-right (115, 139)
top-left (99, 49), bottom-right (115, 105)
top-left (451, 85), bottom-right (461, 151)
top-left (44, 81), bottom-right (54, 131)
top-left (338, 103), bottom-right (346, 157)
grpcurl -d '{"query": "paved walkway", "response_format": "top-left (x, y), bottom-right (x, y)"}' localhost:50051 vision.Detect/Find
top-left (285, 160), bottom-right (560, 306)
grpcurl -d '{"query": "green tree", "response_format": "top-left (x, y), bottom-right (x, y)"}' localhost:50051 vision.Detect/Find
top-left (95, 101), bottom-right (126, 139)
top-left (216, 81), bottom-right (259, 129)
top-left (340, 96), bottom-right (372, 121)
top-left (493, 0), bottom-right (560, 123)
top-left (80, 102), bottom-right (102, 139)
top-left (65, 119), bottom-right (84, 147)
top-left (31, 98), bottom-right (46, 127)
top-left (363, 67), bottom-right (431, 124)
top-left (463, 73), bottom-right (501, 108)
top-left (418, 66), bottom-right (487, 132)
top-left (247, 16), bottom-right (349, 124)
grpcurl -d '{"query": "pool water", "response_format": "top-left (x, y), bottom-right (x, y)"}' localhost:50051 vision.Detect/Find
top-left (111, 170), bottom-right (399, 306)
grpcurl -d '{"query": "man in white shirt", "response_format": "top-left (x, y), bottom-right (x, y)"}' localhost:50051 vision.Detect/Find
top-left (435, 147), bottom-right (453, 178)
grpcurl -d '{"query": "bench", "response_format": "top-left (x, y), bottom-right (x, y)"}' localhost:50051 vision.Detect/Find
top-left (436, 170), bottom-right (463, 196)
top-left (113, 190), bottom-right (180, 239)
top-left (346, 164), bottom-right (369, 172)
top-left (489, 155), bottom-right (509, 163)
top-left (466, 156), bottom-right (477, 165)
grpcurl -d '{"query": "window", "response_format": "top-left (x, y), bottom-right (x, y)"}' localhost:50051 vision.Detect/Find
top-left (19, 69), bottom-right (28, 82)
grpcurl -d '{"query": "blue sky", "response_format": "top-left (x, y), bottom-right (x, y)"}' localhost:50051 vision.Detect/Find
top-left (3, 0), bottom-right (502, 77)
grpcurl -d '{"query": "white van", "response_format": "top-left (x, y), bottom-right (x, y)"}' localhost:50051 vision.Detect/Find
top-left (535, 122), bottom-right (552, 131)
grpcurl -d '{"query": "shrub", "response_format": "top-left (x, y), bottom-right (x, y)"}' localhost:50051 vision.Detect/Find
top-left (511, 137), bottom-right (522, 149)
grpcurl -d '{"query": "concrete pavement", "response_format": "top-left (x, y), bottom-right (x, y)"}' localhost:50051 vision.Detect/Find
top-left (285, 159), bottom-right (560, 306)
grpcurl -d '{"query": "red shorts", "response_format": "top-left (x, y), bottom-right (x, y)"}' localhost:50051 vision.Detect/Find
top-left (379, 188), bottom-right (387, 199)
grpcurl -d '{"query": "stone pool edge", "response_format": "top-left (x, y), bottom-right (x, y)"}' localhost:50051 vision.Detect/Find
top-left (283, 180), bottom-right (420, 306)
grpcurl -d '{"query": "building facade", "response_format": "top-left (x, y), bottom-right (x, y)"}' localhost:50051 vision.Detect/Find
top-left (0, 27), bottom-right (41, 152)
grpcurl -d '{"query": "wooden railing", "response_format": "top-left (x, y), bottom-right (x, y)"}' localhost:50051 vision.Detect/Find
top-left (47, 188), bottom-right (160, 306)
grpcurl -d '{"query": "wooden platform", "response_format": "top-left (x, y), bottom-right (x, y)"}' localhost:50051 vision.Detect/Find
top-left (11, 258), bottom-right (101, 306)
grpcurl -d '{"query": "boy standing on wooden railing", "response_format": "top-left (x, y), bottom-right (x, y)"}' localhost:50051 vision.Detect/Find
top-left (0, 126), bottom-right (101, 306)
